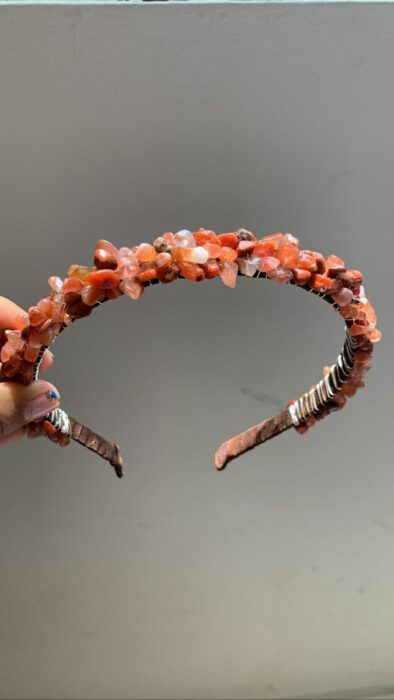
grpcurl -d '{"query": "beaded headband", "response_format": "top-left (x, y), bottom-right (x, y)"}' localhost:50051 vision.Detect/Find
top-left (0, 229), bottom-right (381, 478)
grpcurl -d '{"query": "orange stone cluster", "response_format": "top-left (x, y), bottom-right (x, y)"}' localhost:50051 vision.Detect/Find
top-left (0, 227), bottom-right (381, 449)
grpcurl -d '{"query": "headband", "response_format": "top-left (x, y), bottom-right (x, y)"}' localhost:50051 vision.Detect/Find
top-left (0, 229), bottom-right (381, 478)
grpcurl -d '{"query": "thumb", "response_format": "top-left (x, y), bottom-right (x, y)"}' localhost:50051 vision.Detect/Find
top-left (0, 380), bottom-right (60, 439)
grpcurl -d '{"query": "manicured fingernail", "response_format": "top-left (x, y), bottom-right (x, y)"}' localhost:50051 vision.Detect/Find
top-left (24, 390), bottom-right (60, 422)
top-left (45, 349), bottom-right (54, 361)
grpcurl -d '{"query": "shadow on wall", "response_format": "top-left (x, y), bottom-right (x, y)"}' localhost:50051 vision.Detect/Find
top-left (289, 683), bottom-right (394, 700)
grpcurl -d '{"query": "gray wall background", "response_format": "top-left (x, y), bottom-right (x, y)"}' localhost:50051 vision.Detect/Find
top-left (0, 3), bottom-right (393, 699)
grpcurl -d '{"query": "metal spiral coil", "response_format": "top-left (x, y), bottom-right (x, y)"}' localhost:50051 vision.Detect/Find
top-left (45, 407), bottom-right (71, 435)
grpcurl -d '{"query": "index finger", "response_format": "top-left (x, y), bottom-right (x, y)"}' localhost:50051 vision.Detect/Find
top-left (0, 296), bottom-right (29, 331)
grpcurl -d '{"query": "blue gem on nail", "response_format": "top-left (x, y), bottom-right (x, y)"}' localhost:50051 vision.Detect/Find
top-left (46, 390), bottom-right (59, 401)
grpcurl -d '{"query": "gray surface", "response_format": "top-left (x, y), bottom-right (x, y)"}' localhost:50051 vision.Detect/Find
top-left (0, 3), bottom-right (393, 699)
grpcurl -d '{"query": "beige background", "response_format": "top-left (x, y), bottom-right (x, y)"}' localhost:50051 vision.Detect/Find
top-left (0, 3), bottom-right (393, 698)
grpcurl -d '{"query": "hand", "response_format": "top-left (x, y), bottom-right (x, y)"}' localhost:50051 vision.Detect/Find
top-left (0, 296), bottom-right (60, 445)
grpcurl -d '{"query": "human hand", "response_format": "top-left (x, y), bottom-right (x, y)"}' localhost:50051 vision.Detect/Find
top-left (0, 296), bottom-right (60, 445)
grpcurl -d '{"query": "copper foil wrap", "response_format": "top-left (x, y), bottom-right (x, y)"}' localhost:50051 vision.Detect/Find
top-left (215, 409), bottom-right (293, 471)
top-left (69, 417), bottom-right (123, 478)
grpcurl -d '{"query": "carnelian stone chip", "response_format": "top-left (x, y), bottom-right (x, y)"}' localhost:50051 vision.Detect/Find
top-left (219, 246), bottom-right (238, 262)
top-left (310, 273), bottom-right (334, 291)
top-left (62, 277), bottom-right (84, 293)
top-left (156, 252), bottom-right (172, 269)
top-left (171, 247), bottom-right (194, 263)
top-left (261, 233), bottom-right (284, 250)
top-left (254, 240), bottom-right (276, 257)
top-left (138, 265), bottom-right (158, 282)
top-left (201, 260), bottom-right (220, 278)
top-left (218, 233), bottom-right (238, 249)
top-left (276, 243), bottom-right (299, 269)
top-left (297, 251), bottom-right (318, 272)
top-left (259, 256), bottom-right (280, 273)
top-left (178, 262), bottom-right (204, 281)
top-left (204, 243), bottom-right (222, 259)
top-left (135, 243), bottom-right (157, 263)
top-left (293, 268), bottom-right (312, 284)
top-left (219, 262), bottom-right (238, 287)
top-left (94, 248), bottom-right (118, 270)
top-left (237, 240), bottom-right (256, 254)
top-left (28, 306), bottom-right (46, 326)
top-left (86, 270), bottom-right (120, 289)
top-left (192, 229), bottom-right (220, 245)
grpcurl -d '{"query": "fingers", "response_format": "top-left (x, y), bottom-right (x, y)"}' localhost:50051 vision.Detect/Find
top-left (0, 296), bottom-right (55, 373)
top-left (0, 380), bottom-right (60, 440)
top-left (0, 296), bottom-right (29, 331)
top-left (0, 428), bottom-right (26, 446)
top-left (0, 298), bottom-right (59, 446)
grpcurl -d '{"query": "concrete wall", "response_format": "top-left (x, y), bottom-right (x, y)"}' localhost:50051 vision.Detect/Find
top-left (0, 4), bottom-right (393, 698)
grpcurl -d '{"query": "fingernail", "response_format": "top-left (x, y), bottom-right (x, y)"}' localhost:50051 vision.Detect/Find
top-left (24, 389), bottom-right (60, 422)
top-left (45, 349), bottom-right (54, 361)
